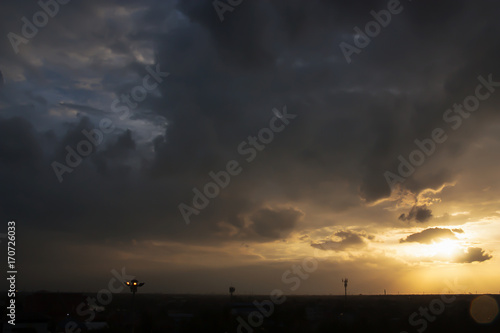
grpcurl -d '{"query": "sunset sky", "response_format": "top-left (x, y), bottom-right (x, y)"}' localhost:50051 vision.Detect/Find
top-left (1, 0), bottom-right (500, 295)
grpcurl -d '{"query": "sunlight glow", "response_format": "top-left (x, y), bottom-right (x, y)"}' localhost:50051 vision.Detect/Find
top-left (425, 239), bottom-right (462, 258)
top-left (399, 238), bottom-right (464, 262)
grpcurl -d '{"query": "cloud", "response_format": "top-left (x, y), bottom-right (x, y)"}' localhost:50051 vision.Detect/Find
top-left (399, 205), bottom-right (433, 223)
top-left (452, 228), bottom-right (464, 233)
top-left (454, 247), bottom-right (492, 263)
top-left (0, 0), bottom-right (500, 292)
top-left (400, 228), bottom-right (457, 244)
top-left (311, 230), bottom-right (373, 251)
top-left (248, 206), bottom-right (304, 239)
top-left (2, 0), bottom-right (499, 246)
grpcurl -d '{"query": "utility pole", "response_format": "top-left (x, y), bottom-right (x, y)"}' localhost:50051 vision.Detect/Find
top-left (342, 278), bottom-right (348, 303)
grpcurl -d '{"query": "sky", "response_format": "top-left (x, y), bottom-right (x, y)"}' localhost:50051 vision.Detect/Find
top-left (0, 0), bottom-right (500, 295)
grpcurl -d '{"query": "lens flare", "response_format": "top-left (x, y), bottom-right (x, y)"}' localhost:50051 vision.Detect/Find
top-left (470, 295), bottom-right (499, 324)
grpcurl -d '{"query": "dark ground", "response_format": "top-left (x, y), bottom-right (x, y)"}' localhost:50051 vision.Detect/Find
top-left (2, 292), bottom-right (499, 332)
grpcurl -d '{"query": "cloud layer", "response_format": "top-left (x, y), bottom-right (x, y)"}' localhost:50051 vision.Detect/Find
top-left (0, 0), bottom-right (499, 292)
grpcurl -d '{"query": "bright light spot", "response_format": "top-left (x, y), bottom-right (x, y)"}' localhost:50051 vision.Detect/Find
top-left (402, 239), bottom-right (463, 261)
top-left (426, 239), bottom-right (461, 258)
top-left (451, 211), bottom-right (470, 216)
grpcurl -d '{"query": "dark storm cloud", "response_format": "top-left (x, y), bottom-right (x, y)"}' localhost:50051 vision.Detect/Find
top-left (454, 247), bottom-right (492, 263)
top-left (399, 205), bottom-right (433, 223)
top-left (90, 129), bottom-right (136, 176)
top-left (311, 230), bottom-right (373, 251)
top-left (0, 117), bottom-right (42, 166)
top-left (1, 0), bottom-right (500, 292)
top-left (399, 228), bottom-right (457, 244)
top-left (0, 0), bottom-right (500, 250)
top-left (248, 206), bottom-right (304, 239)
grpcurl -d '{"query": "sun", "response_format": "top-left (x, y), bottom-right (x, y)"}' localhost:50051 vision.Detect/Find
top-left (425, 239), bottom-right (461, 258)
top-left (401, 238), bottom-right (463, 261)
